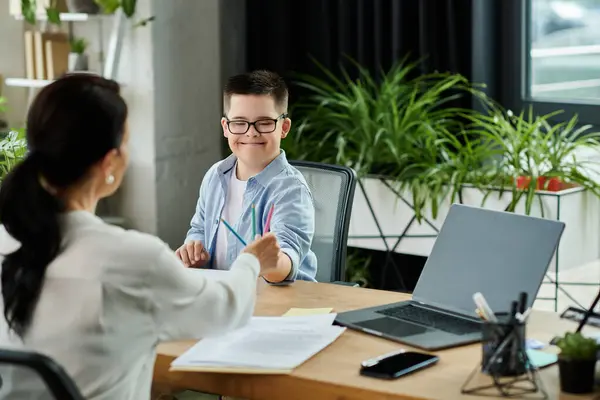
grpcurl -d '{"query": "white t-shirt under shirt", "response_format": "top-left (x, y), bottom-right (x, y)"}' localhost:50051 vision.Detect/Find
top-left (215, 166), bottom-right (247, 270)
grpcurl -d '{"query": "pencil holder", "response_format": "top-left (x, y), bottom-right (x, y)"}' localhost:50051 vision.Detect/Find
top-left (481, 313), bottom-right (527, 377)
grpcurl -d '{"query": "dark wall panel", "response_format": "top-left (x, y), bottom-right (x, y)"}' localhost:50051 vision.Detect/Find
top-left (245, 0), bottom-right (474, 95)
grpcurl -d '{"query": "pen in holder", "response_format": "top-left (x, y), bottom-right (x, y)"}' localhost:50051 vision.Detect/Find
top-left (481, 312), bottom-right (527, 377)
top-left (461, 311), bottom-right (547, 399)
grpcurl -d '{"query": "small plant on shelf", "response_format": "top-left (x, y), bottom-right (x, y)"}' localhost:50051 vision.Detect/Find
top-left (69, 37), bottom-right (89, 71)
top-left (554, 331), bottom-right (599, 394)
top-left (70, 37), bottom-right (88, 54)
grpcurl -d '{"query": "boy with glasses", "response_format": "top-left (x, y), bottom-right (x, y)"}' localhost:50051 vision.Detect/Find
top-left (176, 70), bottom-right (317, 283)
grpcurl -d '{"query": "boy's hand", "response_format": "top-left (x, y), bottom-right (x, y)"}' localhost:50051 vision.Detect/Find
top-left (243, 233), bottom-right (280, 276)
top-left (176, 240), bottom-right (209, 268)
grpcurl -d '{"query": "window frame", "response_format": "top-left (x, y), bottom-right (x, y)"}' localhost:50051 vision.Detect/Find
top-left (501, 0), bottom-right (600, 125)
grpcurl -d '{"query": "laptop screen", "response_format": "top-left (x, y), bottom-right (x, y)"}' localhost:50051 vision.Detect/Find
top-left (412, 204), bottom-right (565, 318)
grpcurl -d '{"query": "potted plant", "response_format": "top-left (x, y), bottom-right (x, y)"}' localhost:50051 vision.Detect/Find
top-left (69, 37), bottom-right (89, 71)
top-left (286, 57), bottom-right (492, 222)
top-left (555, 332), bottom-right (599, 394)
top-left (465, 106), bottom-right (600, 215)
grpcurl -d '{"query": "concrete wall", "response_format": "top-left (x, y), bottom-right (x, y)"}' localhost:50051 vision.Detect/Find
top-left (151, 0), bottom-right (228, 249)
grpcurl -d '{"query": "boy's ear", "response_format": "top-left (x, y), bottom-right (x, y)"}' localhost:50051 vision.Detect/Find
top-left (221, 117), bottom-right (229, 137)
top-left (281, 117), bottom-right (291, 139)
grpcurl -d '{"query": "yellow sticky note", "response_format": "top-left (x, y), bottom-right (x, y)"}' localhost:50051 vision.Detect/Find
top-left (283, 307), bottom-right (333, 316)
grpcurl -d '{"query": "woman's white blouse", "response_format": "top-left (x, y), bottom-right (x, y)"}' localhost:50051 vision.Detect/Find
top-left (0, 211), bottom-right (259, 400)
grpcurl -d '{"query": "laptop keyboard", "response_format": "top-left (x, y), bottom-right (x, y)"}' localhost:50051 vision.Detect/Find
top-left (376, 304), bottom-right (480, 336)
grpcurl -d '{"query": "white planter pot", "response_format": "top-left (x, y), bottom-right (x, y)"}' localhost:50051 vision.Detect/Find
top-left (348, 177), bottom-right (600, 272)
top-left (68, 53), bottom-right (88, 72)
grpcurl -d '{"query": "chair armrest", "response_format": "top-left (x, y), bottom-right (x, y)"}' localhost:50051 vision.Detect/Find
top-left (331, 281), bottom-right (360, 287)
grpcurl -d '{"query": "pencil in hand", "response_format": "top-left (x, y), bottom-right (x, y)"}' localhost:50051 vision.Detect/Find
top-left (220, 218), bottom-right (247, 246)
top-left (251, 204), bottom-right (256, 238)
top-left (264, 203), bottom-right (275, 233)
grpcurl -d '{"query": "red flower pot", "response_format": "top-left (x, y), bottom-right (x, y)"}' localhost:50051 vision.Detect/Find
top-left (515, 176), bottom-right (565, 191)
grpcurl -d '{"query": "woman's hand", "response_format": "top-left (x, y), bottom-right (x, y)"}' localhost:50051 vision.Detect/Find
top-left (242, 233), bottom-right (280, 276)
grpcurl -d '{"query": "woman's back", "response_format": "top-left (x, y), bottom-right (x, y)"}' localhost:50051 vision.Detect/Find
top-left (0, 211), bottom-right (260, 399)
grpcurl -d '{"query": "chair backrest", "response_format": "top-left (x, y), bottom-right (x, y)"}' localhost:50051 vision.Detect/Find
top-left (0, 349), bottom-right (84, 399)
top-left (289, 160), bottom-right (357, 282)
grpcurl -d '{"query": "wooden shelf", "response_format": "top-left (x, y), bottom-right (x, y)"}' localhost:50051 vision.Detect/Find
top-left (5, 78), bottom-right (53, 88)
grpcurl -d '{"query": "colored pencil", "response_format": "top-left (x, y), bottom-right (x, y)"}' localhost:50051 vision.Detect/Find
top-left (264, 203), bottom-right (275, 233)
top-left (220, 218), bottom-right (247, 246)
top-left (251, 204), bottom-right (256, 238)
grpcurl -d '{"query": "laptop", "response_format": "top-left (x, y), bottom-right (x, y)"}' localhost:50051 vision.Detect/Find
top-left (335, 204), bottom-right (565, 350)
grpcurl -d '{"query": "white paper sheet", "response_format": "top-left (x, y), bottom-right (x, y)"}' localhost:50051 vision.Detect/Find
top-left (170, 314), bottom-right (345, 372)
top-left (249, 313), bottom-right (337, 328)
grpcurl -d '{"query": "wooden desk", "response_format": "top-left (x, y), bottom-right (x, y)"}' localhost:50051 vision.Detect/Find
top-left (153, 282), bottom-right (598, 400)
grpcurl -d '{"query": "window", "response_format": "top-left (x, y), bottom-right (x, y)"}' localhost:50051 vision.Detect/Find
top-left (528, 0), bottom-right (600, 103)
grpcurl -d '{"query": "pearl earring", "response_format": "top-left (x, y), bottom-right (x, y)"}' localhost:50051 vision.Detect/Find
top-left (106, 174), bottom-right (115, 185)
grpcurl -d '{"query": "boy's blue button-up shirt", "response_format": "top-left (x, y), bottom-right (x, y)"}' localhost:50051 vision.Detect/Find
top-left (185, 150), bottom-right (318, 282)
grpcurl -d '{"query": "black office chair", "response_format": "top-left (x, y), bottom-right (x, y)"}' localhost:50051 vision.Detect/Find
top-left (290, 160), bottom-right (357, 283)
top-left (0, 348), bottom-right (84, 399)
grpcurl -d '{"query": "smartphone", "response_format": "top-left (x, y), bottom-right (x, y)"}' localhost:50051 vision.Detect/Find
top-left (360, 350), bottom-right (439, 380)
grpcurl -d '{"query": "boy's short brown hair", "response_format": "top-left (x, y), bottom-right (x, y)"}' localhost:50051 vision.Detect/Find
top-left (223, 70), bottom-right (289, 114)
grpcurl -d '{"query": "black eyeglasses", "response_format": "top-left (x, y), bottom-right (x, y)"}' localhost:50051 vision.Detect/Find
top-left (225, 113), bottom-right (288, 135)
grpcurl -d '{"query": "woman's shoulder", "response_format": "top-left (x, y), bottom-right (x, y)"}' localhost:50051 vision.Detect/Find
top-left (89, 223), bottom-right (169, 259)
top-left (62, 212), bottom-right (171, 264)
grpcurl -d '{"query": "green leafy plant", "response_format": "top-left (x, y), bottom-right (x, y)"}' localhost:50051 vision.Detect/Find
top-left (95, 0), bottom-right (121, 14)
top-left (70, 37), bottom-right (88, 54)
top-left (285, 57), bottom-right (496, 220)
top-left (465, 105), bottom-right (600, 214)
top-left (0, 97), bottom-right (6, 113)
top-left (0, 129), bottom-right (27, 181)
top-left (21, 0), bottom-right (61, 25)
top-left (95, 0), bottom-right (154, 26)
top-left (555, 332), bottom-right (599, 361)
